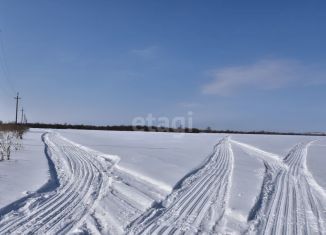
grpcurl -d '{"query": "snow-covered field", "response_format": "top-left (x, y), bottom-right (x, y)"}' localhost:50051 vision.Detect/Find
top-left (0, 130), bottom-right (49, 208)
top-left (0, 129), bottom-right (325, 234)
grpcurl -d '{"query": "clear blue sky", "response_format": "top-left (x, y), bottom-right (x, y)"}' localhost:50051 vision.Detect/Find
top-left (0, 0), bottom-right (325, 132)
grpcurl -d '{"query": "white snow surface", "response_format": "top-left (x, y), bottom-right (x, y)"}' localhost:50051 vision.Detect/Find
top-left (0, 128), bottom-right (325, 234)
top-left (307, 140), bottom-right (326, 189)
top-left (0, 130), bottom-right (49, 208)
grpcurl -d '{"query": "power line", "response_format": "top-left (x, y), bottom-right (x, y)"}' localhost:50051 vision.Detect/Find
top-left (21, 107), bottom-right (24, 124)
top-left (24, 114), bottom-right (27, 124)
top-left (0, 29), bottom-right (23, 123)
top-left (0, 80), bottom-right (13, 97)
top-left (0, 30), bottom-right (16, 95)
top-left (14, 92), bottom-right (21, 124)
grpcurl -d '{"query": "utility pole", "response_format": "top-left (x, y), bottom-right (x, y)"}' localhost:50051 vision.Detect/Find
top-left (21, 108), bottom-right (24, 124)
top-left (14, 92), bottom-right (21, 124)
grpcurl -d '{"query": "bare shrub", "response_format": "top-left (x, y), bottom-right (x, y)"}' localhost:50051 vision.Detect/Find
top-left (0, 124), bottom-right (29, 139)
top-left (0, 124), bottom-right (27, 161)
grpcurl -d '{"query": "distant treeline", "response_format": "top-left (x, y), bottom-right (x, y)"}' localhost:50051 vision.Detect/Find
top-left (27, 123), bottom-right (201, 133)
top-left (25, 122), bottom-right (326, 136)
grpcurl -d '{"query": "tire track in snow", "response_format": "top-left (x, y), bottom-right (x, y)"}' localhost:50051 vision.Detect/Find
top-left (127, 137), bottom-right (234, 234)
top-left (235, 141), bottom-right (326, 235)
top-left (0, 132), bottom-right (168, 235)
top-left (0, 132), bottom-right (110, 234)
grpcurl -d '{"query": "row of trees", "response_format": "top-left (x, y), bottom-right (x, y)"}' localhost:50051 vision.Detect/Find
top-left (0, 123), bottom-right (29, 161)
top-left (27, 122), bottom-right (326, 136)
top-left (27, 123), bottom-right (202, 133)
